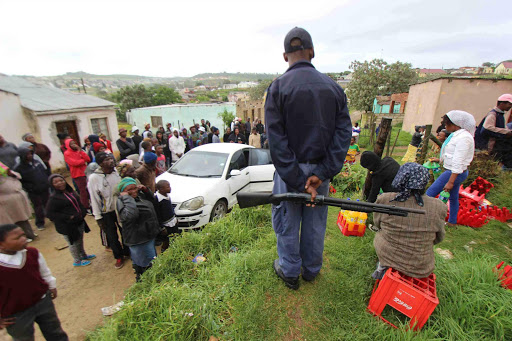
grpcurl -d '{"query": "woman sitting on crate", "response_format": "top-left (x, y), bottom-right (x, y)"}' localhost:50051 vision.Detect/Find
top-left (372, 163), bottom-right (447, 279)
top-left (426, 110), bottom-right (475, 227)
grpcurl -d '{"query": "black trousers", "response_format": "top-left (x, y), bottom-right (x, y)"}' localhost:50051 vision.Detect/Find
top-left (6, 293), bottom-right (68, 341)
top-left (101, 211), bottom-right (129, 260)
top-left (493, 138), bottom-right (512, 168)
top-left (28, 191), bottom-right (49, 229)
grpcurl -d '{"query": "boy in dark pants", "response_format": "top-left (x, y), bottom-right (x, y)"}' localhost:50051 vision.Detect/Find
top-left (154, 180), bottom-right (180, 252)
top-left (0, 224), bottom-right (68, 340)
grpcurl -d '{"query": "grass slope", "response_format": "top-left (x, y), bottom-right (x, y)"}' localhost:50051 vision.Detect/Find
top-left (88, 192), bottom-right (512, 340)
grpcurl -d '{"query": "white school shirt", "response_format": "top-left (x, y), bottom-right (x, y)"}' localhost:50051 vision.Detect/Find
top-left (0, 249), bottom-right (56, 290)
top-left (441, 129), bottom-right (474, 174)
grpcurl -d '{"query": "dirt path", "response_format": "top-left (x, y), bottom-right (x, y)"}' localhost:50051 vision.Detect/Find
top-left (1, 216), bottom-right (135, 341)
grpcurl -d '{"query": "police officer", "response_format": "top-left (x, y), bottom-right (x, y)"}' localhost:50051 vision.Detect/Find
top-left (265, 27), bottom-right (351, 290)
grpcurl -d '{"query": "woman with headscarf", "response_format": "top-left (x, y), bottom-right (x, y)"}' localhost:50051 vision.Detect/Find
top-left (360, 151), bottom-right (400, 203)
top-left (426, 110), bottom-right (475, 226)
top-left (402, 126), bottom-right (425, 162)
top-left (372, 163), bottom-right (447, 279)
top-left (46, 174), bottom-right (95, 267)
top-left (116, 177), bottom-right (161, 281)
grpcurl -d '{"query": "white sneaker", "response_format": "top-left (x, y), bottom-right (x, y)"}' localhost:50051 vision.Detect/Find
top-left (27, 239), bottom-right (33, 243)
top-left (37, 226), bottom-right (46, 231)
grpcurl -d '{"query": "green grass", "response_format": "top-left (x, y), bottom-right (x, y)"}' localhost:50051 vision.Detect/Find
top-left (88, 187), bottom-right (512, 340)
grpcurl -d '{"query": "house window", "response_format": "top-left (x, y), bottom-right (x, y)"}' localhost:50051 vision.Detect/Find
top-left (90, 118), bottom-right (110, 140)
top-left (151, 116), bottom-right (163, 127)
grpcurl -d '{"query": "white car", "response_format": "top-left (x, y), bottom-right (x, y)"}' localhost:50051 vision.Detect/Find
top-left (156, 143), bottom-right (274, 229)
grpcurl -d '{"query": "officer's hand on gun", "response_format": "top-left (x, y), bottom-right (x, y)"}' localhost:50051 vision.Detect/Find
top-left (305, 175), bottom-right (323, 207)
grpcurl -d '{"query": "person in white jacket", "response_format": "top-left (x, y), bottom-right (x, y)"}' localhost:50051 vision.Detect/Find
top-left (168, 129), bottom-right (185, 163)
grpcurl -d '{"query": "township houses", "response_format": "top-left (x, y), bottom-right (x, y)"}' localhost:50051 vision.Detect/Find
top-left (402, 77), bottom-right (512, 133)
top-left (0, 75), bottom-right (118, 170)
top-left (495, 61), bottom-right (512, 75)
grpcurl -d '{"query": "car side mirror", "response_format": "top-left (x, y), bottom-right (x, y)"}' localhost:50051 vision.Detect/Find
top-left (230, 169), bottom-right (241, 177)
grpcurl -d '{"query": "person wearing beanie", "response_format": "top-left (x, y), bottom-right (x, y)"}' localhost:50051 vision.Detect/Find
top-left (87, 152), bottom-right (128, 269)
top-left (116, 177), bottom-right (161, 281)
top-left (131, 126), bottom-right (143, 152)
top-left (0, 224), bottom-right (68, 340)
top-left (22, 133), bottom-right (52, 172)
top-left (360, 151), bottom-right (400, 203)
top-left (475, 94), bottom-right (512, 168)
top-left (63, 139), bottom-right (91, 210)
top-left (46, 174), bottom-right (95, 267)
top-left (135, 152), bottom-right (157, 192)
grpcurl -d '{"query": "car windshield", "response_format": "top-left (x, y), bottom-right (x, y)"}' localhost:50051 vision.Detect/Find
top-left (169, 151), bottom-right (228, 178)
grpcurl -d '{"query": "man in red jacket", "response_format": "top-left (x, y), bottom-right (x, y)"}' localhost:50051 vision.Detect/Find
top-left (63, 139), bottom-right (91, 209)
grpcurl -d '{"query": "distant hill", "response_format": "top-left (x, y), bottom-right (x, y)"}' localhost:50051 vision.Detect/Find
top-left (192, 72), bottom-right (277, 82)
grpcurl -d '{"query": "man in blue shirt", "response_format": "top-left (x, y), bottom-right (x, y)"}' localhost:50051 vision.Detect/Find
top-left (265, 27), bottom-right (351, 289)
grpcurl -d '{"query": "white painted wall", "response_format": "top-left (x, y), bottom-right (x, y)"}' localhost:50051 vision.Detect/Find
top-left (0, 91), bottom-right (31, 146)
top-left (36, 108), bottom-right (119, 169)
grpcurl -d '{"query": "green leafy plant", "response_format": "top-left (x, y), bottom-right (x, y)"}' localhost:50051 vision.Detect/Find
top-left (331, 164), bottom-right (366, 194)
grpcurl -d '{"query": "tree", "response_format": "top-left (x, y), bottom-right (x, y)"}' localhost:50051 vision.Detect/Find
top-left (346, 59), bottom-right (418, 112)
top-left (151, 85), bottom-right (182, 106)
top-left (385, 61), bottom-right (418, 94)
top-left (346, 59), bottom-right (388, 112)
top-left (482, 62), bottom-right (495, 67)
top-left (218, 109), bottom-right (235, 129)
top-left (110, 84), bottom-right (182, 117)
top-left (249, 79), bottom-right (272, 100)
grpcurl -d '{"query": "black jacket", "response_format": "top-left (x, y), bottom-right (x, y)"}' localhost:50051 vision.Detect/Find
top-left (229, 133), bottom-right (246, 144)
top-left (368, 157), bottom-right (400, 203)
top-left (116, 189), bottom-right (161, 246)
top-left (265, 61), bottom-right (351, 191)
top-left (14, 147), bottom-right (50, 194)
top-left (46, 181), bottom-right (90, 244)
top-left (116, 138), bottom-right (137, 160)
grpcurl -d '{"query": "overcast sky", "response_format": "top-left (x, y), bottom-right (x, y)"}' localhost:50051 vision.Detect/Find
top-left (1, 0), bottom-right (510, 77)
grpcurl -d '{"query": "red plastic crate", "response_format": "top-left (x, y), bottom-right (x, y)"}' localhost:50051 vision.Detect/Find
top-left (496, 261), bottom-right (512, 290)
top-left (367, 268), bottom-right (438, 331)
top-left (337, 211), bottom-right (366, 237)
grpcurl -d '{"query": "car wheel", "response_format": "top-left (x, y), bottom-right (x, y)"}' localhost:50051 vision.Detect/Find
top-left (211, 200), bottom-right (228, 221)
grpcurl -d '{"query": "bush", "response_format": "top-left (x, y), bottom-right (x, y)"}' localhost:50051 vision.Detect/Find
top-left (331, 164), bottom-right (366, 194)
top-left (463, 151), bottom-right (501, 186)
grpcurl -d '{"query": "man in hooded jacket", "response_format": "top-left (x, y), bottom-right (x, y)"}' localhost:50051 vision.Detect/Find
top-left (63, 139), bottom-right (91, 209)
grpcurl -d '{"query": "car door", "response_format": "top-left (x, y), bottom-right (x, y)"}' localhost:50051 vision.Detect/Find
top-left (226, 149), bottom-right (250, 207)
top-left (246, 148), bottom-right (274, 192)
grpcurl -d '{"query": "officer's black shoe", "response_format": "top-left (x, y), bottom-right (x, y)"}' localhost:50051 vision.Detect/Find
top-left (273, 259), bottom-right (299, 290)
top-left (301, 269), bottom-right (317, 282)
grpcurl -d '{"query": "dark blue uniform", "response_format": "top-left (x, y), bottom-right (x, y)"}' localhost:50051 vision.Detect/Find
top-left (265, 61), bottom-right (351, 192)
top-left (265, 60), bottom-right (351, 279)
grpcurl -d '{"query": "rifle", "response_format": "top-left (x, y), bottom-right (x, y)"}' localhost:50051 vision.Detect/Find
top-left (237, 192), bottom-right (425, 217)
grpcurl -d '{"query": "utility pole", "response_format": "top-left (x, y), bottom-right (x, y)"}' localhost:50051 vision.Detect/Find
top-left (80, 78), bottom-right (87, 94)
top-left (363, 118), bottom-right (392, 200)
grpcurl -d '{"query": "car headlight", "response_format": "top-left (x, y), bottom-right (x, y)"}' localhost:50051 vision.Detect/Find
top-left (180, 196), bottom-right (204, 211)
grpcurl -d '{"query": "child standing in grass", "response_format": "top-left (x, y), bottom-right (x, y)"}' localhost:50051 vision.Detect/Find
top-left (0, 224), bottom-right (68, 340)
top-left (154, 180), bottom-right (179, 252)
top-left (344, 137), bottom-right (360, 165)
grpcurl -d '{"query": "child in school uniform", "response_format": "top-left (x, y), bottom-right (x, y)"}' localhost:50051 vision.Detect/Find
top-left (0, 224), bottom-right (68, 340)
top-left (154, 180), bottom-right (180, 252)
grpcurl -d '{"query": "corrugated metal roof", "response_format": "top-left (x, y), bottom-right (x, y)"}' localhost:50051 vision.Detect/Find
top-left (0, 75), bottom-right (115, 112)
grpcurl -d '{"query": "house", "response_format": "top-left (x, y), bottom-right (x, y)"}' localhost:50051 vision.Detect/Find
top-left (223, 84), bottom-right (238, 90)
top-left (126, 102), bottom-right (236, 132)
top-left (417, 69), bottom-right (447, 78)
top-left (0, 75), bottom-right (118, 170)
top-left (236, 99), bottom-right (265, 125)
top-left (372, 93), bottom-right (408, 114)
top-left (228, 92), bottom-right (249, 102)
top-left (402, 77), bottom-right (512, 133)
top-left (237, 81), bottom-right (258, 89)
top-left (495, 61), bottom-right (512, 75)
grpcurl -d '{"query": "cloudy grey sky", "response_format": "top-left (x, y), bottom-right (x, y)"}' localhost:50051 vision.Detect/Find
top-left (1, 0), bottom-right (510, 77)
